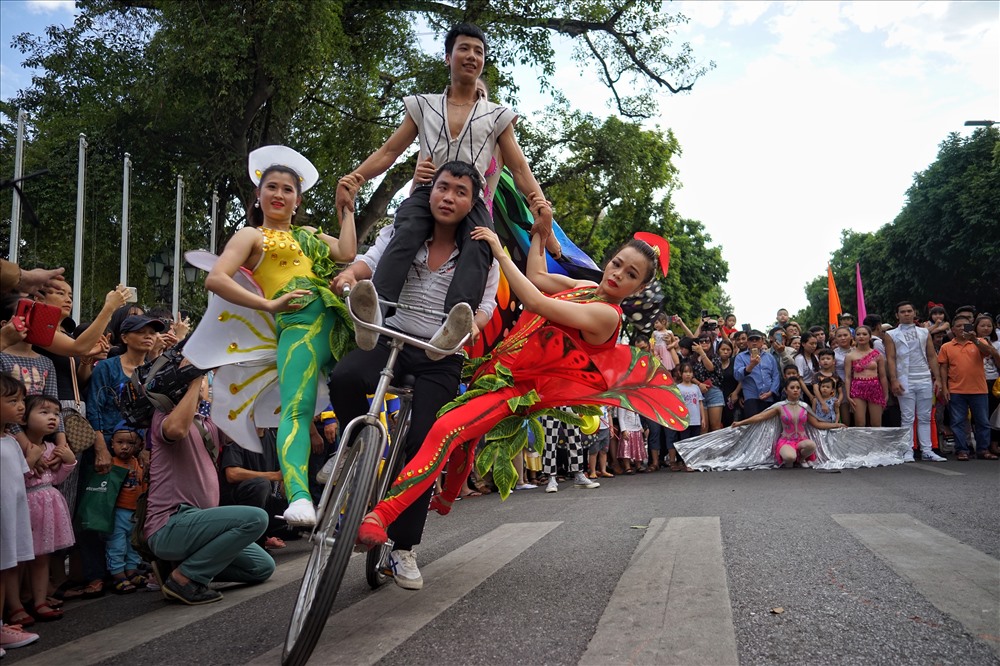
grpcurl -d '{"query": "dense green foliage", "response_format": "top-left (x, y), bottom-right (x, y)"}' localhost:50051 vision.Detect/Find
top-left (1, 0), bottom-right (723, 318)
top-left (794, 128), bottom-right (1000, 327)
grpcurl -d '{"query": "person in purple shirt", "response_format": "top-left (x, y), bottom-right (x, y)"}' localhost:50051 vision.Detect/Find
top-left (145, 367), bottom-right (274, 605)
top-left (733, 329), bottom-right (781, 417)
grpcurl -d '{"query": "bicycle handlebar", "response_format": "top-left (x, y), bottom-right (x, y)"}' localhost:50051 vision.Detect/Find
top-left (342, 286), bottom-right (470, 356)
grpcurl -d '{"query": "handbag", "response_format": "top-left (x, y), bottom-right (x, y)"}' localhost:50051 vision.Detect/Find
top-left (992, 377), bottom-right (1000, 399)
top-left (75, 465), bottom-right (128, 533)
top-left (62, 360), bottom-right (96, 455)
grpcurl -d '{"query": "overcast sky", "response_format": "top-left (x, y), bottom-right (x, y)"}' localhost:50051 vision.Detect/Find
top-left (3, 1), bottom-right (997, 329)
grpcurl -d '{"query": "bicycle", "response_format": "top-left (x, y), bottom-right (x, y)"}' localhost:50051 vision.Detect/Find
top-left (282, 290), bottom-right (469, 666)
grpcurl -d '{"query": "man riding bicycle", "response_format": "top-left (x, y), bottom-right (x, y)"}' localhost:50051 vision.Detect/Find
top-left (329, 161), bottom-right (499, 590)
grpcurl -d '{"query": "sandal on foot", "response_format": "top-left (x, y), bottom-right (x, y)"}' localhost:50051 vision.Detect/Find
top-left (111, 579), bottom-right (137, 595)
top-left (126, 572), bottom-right (146, 587)
top-left (44, 596), bottom-right (64, 609)
top-left (6, 608), bottom-right (35, 627)
top-left (81, 580), bottom-right (105, 599)
top-left (430, 495), bottom-right (454, 515)
top-left (598, 471), bottom-right (614, 478)
top-left (979, 452), bottom-right (999, 460)
top-left (30, 603), bottom-right (63, 621)
top-left (356, 514), bottom-right (388, 549)
top-left (264, 536), bottom-right (287, 550)
top-left (957, 452), bottom-right (970, 461)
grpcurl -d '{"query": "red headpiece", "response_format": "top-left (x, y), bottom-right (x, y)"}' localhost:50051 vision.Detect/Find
top-left (633, 232), bottom-right (671, 277)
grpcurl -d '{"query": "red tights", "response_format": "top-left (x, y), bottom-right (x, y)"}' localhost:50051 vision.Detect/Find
top-left (370, 386), bottom-right (521, 528)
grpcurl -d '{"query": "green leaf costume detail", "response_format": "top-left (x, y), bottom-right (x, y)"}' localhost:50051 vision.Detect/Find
top-left (272, 226), bottom-right (356, 361)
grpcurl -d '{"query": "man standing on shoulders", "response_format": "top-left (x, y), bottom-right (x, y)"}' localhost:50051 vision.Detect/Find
top-left (886, 301), bottom-right (946, 462)
top-left (734, 330), bottom-right (780, 417)
top-left (336, 23), bottom-right (554, 323)
top-left (936, 314), bottom-right (999, 461)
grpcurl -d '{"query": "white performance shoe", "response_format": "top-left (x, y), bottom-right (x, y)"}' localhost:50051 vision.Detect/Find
top-left (389, 549), bottom-right (423, 590)
top-left (922, 451), bottom-right (947, 462)
top-left (282, 498), bottom-right (317, 527)
top-left (545, 476), bottom-right (559, 493)
top-left (427, 303), bottom-right (474, 360)
top-left (349, 280), bottom-right (382, 351)
top-left (573, 471), bottom-right (600, 488)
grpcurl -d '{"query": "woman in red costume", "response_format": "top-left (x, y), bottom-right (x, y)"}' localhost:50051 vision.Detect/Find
top-left (357, 217), bottom-right (688, 548)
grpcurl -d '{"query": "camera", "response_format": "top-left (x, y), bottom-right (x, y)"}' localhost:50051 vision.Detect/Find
top-left (117, 341), bottom-right (208, 427)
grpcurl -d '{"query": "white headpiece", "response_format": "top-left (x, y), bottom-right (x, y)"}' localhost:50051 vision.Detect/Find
top-left (248, 145), bottom-right (319, 193)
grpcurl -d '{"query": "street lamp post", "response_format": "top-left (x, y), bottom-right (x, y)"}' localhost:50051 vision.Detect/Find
top-left (963, 120), bottom-right (996, 127)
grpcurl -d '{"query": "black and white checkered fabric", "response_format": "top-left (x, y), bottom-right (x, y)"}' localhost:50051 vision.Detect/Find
top-left (539, 408), bottom-right (585, 474)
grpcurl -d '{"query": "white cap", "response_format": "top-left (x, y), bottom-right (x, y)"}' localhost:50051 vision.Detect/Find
top-left (248, 145), bottom-right (319, 193)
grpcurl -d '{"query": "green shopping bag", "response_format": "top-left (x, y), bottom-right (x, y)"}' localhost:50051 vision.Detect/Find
top-left (75, 465), bottom-right (128, 533)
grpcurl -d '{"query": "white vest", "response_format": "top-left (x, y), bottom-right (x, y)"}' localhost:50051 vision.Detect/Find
top-left (887, 324), bottom-right (932, 390)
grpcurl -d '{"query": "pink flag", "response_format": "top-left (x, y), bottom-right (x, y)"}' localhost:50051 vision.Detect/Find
top-left (856, 263), bottom-right (867, 323)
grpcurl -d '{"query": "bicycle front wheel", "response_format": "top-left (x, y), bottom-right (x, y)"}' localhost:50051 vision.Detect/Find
top-left (282, 426), bottom-right (383, 666)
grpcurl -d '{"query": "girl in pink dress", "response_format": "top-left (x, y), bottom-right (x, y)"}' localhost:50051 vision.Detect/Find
top-left (732, 378), bottom-right (846, 468)
top-left (844, 326), bottom-right (889, 427)
top-left (22, 395), bottom-right (76, 621)
top-left (652, 314), bottom-right (678, 371)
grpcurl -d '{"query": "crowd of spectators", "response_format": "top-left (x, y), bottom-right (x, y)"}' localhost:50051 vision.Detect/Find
top-left (1, 253), bottom-right (998, 651)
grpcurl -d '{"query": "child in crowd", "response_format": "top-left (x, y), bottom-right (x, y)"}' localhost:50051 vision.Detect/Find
top-left (107, 422), bottom-right (147, 593)
top-left (924, 305), bottom-right (949, 336)
top-left (676, 363), bottom-right (706, 441)
top-left (652, 314), bottom-right (678, 371)
top-left (22, 395), bottom-right (76, 621)
top-left (814, 349), bottom-right (845, 407)
top-left (813, 377), bottom-right (841, 423)
top-left (616, 407), bottom-right (646, 474)
top-left (1, 374), bottom-right (40, 651)
top-left (779, 365), bottom-right (799, 400)
top-left (586, 405), bottom-right (613, 479)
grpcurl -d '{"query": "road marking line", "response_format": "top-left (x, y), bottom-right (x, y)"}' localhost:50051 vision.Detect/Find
top-left (17, 553), bottom-right (310, 666)
top-left (908, 463), bottom-right (964, 476)
top-left (580, 516), bottom-right (739, 666)
top-left (833, 513), bottom-right (1000, 656)
top-left (247, 521), bottom-right (561, 666)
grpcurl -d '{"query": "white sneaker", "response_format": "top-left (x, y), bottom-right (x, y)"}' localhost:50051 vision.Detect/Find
top-left (573, 471), bottom-right (600, 488)
top-left (0, 623), bottom-right (39, 649)
top-left (349, 280), bottom-right (382, 350)
top-left (427, 303), bottom-right (474, 360)
top-left (282, 498), bottom-right (317, 527)
top-left (922, 451), bottom-right (947, 462)
top-left (545, 477), bottom-right (559, 493)
top-left (389, 549), bottom-right (423, 590)
top-left (515, 483), bottom-right (537, 490)
top-left (316, 454), bottom-right (343, 485)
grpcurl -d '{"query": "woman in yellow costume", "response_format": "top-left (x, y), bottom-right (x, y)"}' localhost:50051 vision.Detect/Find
top-left (192, 146), bottom-right (356, 526)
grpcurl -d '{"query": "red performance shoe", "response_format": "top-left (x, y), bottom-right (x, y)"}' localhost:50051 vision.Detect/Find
top-left (429, 495), bottom-right (453, 516)
top-left (356, 514), bottom-right (388, 550)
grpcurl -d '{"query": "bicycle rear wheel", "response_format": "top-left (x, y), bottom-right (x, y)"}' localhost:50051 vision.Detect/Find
top-left (365, 397), bottom-right (412, 590)
top-left (282, 426), bottom-right (382, 666)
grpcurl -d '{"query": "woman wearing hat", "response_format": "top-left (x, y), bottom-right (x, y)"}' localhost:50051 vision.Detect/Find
top-left (202, 146), bottom-right (357, 526)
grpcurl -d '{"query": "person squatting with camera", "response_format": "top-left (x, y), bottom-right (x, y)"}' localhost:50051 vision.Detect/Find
top-left (139, 353), bottom-right (275, 605)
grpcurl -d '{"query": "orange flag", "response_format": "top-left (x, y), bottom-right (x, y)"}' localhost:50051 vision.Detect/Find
top-left (827, 264), bottom-right (842, 329)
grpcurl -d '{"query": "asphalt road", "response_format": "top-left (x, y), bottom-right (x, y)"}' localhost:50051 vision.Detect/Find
top-left (6, 459), bottom-right (999, 666)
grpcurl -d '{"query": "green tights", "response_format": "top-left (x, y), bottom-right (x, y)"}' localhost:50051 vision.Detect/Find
top-left (275, 298), bottom-right (335, 502)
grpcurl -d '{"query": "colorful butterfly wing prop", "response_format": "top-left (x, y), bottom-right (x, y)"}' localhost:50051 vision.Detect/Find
top-left (466, 168), bottom-right (603, 358)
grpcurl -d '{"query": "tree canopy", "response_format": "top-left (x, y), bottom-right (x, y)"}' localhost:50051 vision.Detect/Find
top-left (793, 127), bottom-right (1000, 327)
top-left (1, 0), bottom-right (719, 316)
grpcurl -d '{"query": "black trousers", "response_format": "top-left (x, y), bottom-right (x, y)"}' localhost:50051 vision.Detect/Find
top-left (743, 398), bottom-right (774, 418)
top-left (328, 337), bottom-right (463, 550)
top-left (372, 186), bottom-right (495, 312)
top-left (222, 477), bottom-right (287, 542)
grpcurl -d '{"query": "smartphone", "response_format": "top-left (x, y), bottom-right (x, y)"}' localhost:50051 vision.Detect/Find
top-left (124, 286), bottom-right (138, 303)
top-left (775, 331), bottom-right (784, 344)
top-left (963, 323), bottom-right (974, 334)
top-left (742, 323), bottom-right (751, 333)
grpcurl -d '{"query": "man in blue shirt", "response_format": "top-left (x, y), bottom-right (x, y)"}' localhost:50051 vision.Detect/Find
top-left (734, 329), bottom-right (781, 417)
